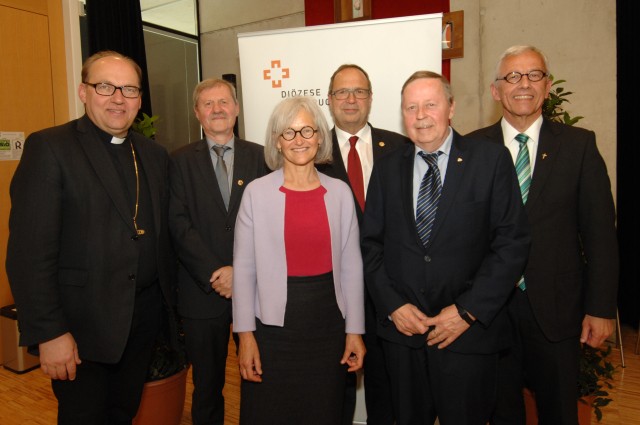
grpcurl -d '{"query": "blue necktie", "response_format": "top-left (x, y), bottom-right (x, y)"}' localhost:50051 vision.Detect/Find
top-left (514, 133), bottom-right (530, 291)
top-left (416, 151), bottom-right (442, 248)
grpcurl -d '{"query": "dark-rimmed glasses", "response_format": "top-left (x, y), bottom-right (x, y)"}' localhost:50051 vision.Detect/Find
top-left (495, 70), bottom-right (548, 84)
top-left (280, 126), bottom-right (318, 141)
top-left (84, 82), bottom-right (141, 98)
top-left (330, 88), bottom-right (371, 100)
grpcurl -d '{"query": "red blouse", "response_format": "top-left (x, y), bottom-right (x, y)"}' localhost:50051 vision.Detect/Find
top-left (280, 185), bottom-right (333, 277)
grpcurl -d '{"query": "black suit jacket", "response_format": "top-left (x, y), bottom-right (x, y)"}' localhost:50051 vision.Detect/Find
top-left (169, 138), bottom-right (267, 319)
top-left (361, 131), bottom-right (530, 353)
top-left (317, 125), bottom-right (410, 223)
top-left (467, 119), bottom-right (619, 341)
top-left (6, 115), bottom-right (175, 363)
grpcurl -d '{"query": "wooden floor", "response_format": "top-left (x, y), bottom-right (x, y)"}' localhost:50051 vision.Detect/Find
top-left (1, 325), bottom-right (639, 425)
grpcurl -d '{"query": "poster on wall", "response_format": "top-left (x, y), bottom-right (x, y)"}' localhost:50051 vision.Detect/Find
top-left (238, 13), bottom-right (443, 144)
top-left (0, 131), bottom-right (25, 161)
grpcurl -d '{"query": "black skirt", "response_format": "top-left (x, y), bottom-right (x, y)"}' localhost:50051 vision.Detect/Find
top-left (240, 272), bottom-right (347, 425)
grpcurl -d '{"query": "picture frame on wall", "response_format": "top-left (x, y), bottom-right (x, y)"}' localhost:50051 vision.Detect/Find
top-left (334, 0), bottom-right (371, 23)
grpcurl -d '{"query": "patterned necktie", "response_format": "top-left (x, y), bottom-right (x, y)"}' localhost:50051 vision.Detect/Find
top-left (212, 145), bottom-right (230, 210)
top-left (515, 133), bottom-right (531, 203)
top-left (416, 151), bottom-right (442, 248)
top-left (514, 133), bottom-right (530, 291)
top-left (347, 136), bottom-right (365, 212)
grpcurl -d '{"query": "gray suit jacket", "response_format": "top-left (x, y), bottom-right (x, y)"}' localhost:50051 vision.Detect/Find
top-left (169, 138), bottom-right (268, 319)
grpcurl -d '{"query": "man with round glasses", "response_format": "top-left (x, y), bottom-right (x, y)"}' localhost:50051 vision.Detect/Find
top-left (319, 64), bottom-right (408, 425)
top-left (469, 45), bottom-right (618, 425)
top-left (7, 50), bottom-right (176, 424)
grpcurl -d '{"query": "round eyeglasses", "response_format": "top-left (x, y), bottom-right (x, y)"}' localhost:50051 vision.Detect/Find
top-left (330, 88), bottom-right (371, 100)
top-left (280, 126), bottom-right (318, 141)
top-left (495, 70), bottom-right (548, 84)
top-left (84, 82), bottom-right (142, 98)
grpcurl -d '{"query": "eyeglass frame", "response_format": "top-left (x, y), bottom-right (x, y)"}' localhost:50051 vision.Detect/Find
top-left (280, 126), bottom-right (318, 141)
top-left (495, 70), bottom-right (549, 84)
top-left (329, 88), bottom-right (371, 100)
top-left (83, 82), bottom-right (142, 98)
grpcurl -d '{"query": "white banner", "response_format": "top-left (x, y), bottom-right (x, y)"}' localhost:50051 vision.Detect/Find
top-left (238, 14), bottom-right (443, 144)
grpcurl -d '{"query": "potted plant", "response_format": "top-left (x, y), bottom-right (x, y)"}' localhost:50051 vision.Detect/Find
top-left (523, 77), bottom-right (616, 424)
top-left (132, 112), bottom-right (160, 139)
top-left (133, 307), bottom-right (189, 425)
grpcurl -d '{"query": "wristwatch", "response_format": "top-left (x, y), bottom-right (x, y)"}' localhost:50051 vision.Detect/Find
top-left (455, 303), bottom-right (475, 326)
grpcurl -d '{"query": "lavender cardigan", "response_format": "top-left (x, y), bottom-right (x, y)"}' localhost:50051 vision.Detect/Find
top-left (232, 168), bottom-right (365, 334)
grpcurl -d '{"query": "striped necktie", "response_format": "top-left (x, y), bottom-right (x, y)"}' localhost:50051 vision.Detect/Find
top-left (416, 151), bottom-right (442, 248)
top-left (514, 133), bottom-right (530, 290)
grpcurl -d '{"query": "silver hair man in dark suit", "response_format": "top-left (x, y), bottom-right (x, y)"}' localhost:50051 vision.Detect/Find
top-left (469, 45), bottom-right (619, 425)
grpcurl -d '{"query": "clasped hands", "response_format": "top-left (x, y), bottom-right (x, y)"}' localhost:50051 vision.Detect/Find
top-left (390, 303), bottom-right (472, 349)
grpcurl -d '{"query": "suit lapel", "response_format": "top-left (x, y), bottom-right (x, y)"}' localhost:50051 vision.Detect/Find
top-left (371, 126), bottom-right (394, 161)
top-left (76, 118), bottom-right (135, 233)
top-left (228, 139), bottom-right (248, 213)
top-left (426, 132), bottom-right (467, 248)
top-left (194, 139), bottom-right (228, 214)
top-left (527, 120), bottom-right (560, 212)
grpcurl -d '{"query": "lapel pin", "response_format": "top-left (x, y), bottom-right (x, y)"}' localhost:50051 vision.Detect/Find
top-left (237, 179), bottom-right (244, 186)
top-left (457, 157), bottom-right (463, 163)
top-left (542, 153), bottom-right (548, 160)
top-left (378, 141), bottom-right (385, 147)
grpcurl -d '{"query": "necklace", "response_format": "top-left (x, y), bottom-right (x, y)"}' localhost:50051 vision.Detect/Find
top-left (130, 141), bottom-right (145, 236)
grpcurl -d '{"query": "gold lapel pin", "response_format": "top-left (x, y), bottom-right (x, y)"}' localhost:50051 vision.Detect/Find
top-left (378, 141), bottom-right (385, 147)
top-left (237, 179), bottom-right (244, 186)
top-left (457, 157), bottom-right (463, 163)
top-left (542, 153), bottom-right (548, 160)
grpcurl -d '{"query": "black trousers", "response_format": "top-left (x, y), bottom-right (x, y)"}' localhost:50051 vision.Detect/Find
top-left (382, 338), bottom-right (498, 425)
top-left (183, 311), bottom-right (233, 425)
top-left (52, 284), bottom-right (162, 425)
top-left (491, 289), bottom-right (580, 425)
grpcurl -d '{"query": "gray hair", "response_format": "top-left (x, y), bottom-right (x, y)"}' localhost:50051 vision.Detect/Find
top-left (494, 45), bottom-right (550, 80)
top-left (192, 78), bottom-right (237, 108)
top-left (264, 97), bottom-right (333, 170)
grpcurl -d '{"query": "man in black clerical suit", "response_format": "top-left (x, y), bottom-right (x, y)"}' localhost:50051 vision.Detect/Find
top-left (169, 78), bottom-right (268, 425)
top-left (7, 51), bottom-right (176, 424)
top-left (317, 64), bottom-right (409, 425)
top-left (362, 71), bottom-right (530, 424)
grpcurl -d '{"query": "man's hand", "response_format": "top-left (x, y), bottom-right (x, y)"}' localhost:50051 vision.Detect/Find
top-left (424, 304), bottom-right (474, 349)
top-left (341, 334), bottom-right (366, 372)
top-left (38, 332), bottom-right (81, 380)
top-left (237, 332), bottom-right (263, 382)
top-left (581, 315), bottom-right (615, 348)
top-left (211, 266), bottom-right (233, 298)
top-left (390, 304), bottom-right (430, 336)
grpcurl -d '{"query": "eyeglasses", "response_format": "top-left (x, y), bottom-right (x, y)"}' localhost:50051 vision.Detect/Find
top-left (84, 82), bottom-right (142, 98)
top-left (330, 88), bottom-right (371, 100)
top-left (495, 70), bottom-right (548, 84)
top-left (280, 126), bottom-right (318, 141)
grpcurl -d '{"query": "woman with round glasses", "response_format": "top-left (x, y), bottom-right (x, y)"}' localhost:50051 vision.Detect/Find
top-left (232, 96), bottom-right (366, 424)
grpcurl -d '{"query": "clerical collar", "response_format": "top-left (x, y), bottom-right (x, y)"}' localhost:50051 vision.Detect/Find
top-left (111, 136), bottom-right (127, 145)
